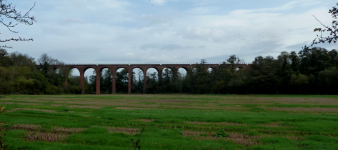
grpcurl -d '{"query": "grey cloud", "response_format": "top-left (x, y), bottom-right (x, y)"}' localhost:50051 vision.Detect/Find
top-left (140, 44), bottom-right (204, 51)
top-left (41, 27), bottom-right (74, 37)
top-left (137, 10), bottom-right (182, 27)
top-left (285, 41), bottom-right (338, 51)
top-left (177, 27), bottom-right (244, 43)
top-left (285, 41), bottom-right (309, 51)
top-left (97, 55), bottom-right (154, 63)
top-left (243, 40), bottom-right (283, 53)
top-left (203, 40), bottom-right (284, 63)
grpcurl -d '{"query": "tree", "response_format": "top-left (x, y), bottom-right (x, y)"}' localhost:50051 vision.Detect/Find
top-left (249, 56), bottom-right (282, 94)
top-left (115, 69), bottom-right (128, 93)
top-left (0, 48), bottom-right (12, 66)
top-left (306, 3), bottom-right (338, 48)
top-left (192, 59), bottom-right (211, 94)
top-left (0, 0), bottom-right (36, 48)
top-left (38, 53), bottom-right (63, 65)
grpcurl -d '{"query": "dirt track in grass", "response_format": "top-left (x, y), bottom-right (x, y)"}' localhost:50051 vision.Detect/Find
top-left (2, 94), bottom-right (338, 149)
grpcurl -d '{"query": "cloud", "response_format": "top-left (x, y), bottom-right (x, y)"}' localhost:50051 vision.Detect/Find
top-left (59, 18), bottom-right (87, 25)
top-left (151, 0), bottom-right (167, 5)
top-left (285, 41), bottom-right (309, 51)
top-left (230, 1), bottom-right (298, 15)
top-left (140, 43), bottom-right (195, 51)
top-left (150, 0), bottom-right (179, 5)
top-left (138, 13), bottom-right (179, 26)
top-left (6, 0), bottom-right (337, 69)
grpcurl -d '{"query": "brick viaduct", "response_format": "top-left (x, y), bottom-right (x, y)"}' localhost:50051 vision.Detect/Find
top-left (39, 63), bottom-right (251, 94)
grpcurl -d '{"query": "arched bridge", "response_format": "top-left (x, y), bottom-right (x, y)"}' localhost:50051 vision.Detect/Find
top-left (37, 63), bottom-right (251, 94)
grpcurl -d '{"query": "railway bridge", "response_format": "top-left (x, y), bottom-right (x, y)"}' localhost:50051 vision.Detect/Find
top-left (37, 63), bottom-right (251, 94)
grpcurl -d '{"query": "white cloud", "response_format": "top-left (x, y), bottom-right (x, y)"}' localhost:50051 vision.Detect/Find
top-left (5, 0), bottom-right (337, 67)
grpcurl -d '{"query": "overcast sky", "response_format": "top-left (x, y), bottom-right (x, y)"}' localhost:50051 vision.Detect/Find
top-left (3, 0), bottom-right (338, 65)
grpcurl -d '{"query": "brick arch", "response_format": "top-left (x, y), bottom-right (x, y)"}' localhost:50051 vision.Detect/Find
top-left (176, 66), bottom-right (192, 72)
top-left (37, 63), bottom-right (252, 94)
top-left (131, 67), bottom-right (148, 94)
top-left (113, 67), bottom-right (131, 94)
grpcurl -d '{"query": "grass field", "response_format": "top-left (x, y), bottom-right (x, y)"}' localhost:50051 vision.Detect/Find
top-left (1, 94), bottom-right (338, 150)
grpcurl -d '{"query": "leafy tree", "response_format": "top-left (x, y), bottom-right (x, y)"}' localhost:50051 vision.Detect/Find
top-left (115, 69), bottom-right (128, 93)
top-left (8, 51), bottom-right (35, 70)
top-left (132, 69), bottom-right (144, 93)
top-left (318, 67), bottom-right (338, 94)
top-left (101, 69), bottom-right (112, 94)
top-left (37, 53), bottom-right (65, 88)
top-left (146, 72), bottom-right (159, 93)
top-left (211, 62), bottom-right (231, 93)
top-left (249, 56), bottom-right (282, 94)
top-left (192, 59), bottom-right (211, 94)
top-left (289, 51), bottom-right (300, 73)
top-left (0, 49), bottom-right (12, 67)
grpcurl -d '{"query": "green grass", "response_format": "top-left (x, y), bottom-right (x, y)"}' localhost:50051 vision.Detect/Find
top-left (1, 94), bottom-right (338, 149)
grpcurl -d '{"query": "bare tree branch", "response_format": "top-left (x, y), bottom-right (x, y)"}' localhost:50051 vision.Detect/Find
top-left (304, 3), bottom-right (338, 49)
top-left (0, 0), bottom-right (36, 48)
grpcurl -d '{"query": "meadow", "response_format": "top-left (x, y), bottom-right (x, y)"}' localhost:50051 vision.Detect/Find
top-left (1, 94), bottom-right (338, 150)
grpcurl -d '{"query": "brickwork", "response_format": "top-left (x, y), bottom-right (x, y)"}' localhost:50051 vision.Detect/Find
top-left (38, 63), bottom-right (251, 94)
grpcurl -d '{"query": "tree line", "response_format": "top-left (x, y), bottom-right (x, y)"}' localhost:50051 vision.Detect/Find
top-left (1, 46), bottom-right (338, 95)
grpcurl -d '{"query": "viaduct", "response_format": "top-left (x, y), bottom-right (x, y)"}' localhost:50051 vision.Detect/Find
top-left (38, 63), bottom-right (251, 94)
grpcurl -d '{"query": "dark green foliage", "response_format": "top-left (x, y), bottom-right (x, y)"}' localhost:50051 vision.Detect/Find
top-left (3, 46), bottom-right (338, 94)
top-left (175, 127), bottom-right (183, 135)
top-left (213, 128), bottom-right (229, 137)
top-left (64, 108), bottom-right (70, 112)
top-left (115, 69), bottom-right (129, 93)
top-left (140, 47), bottom-right (338, 94)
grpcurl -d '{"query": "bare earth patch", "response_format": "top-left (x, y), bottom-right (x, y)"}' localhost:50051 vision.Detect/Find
top-left (26, 132), bottom-right (68, 142)
top-left (268, 107), bottom-right (338, 113)
top-left (69, 105), bottom-right (102, 109)
top-left (11, 124), bottom-right (40, 131)
top-left (183, 131), bottom-right (260, 147)
top-left (187, 121), bottom-right (249, 126)
top-left (218, 97), bottom-right (338, 105)
top-left (50, 104), bottom-right (63, 107)
top-left (40, 98), bottom-right (67, 100)
top-left (227, 133), bottom-right (260, 147)
top-left (183, 131), bottom-right (210, 136)
top-left (134, 119), bottom-right (154, 122)
top-left (0, 98), bottom-right (14, 100)
top-left (11, 99), bottom-right (42, 102)
top-left (7, 108), bottom-right (57, 113)
top-left (116, 107), bottom-right (152, 110)
top-left (116, 107), bottom-right (137, 110)
top-left (52, 127), bottom-right (86, 133)
top-left (259, 122), bottom-right (282, 127)
top-left (12, 125), bottom-right (86, 142)
top-left (107, 127), bottom-right (139, 134)
top-left (1, 102), bottom-right (41, 105)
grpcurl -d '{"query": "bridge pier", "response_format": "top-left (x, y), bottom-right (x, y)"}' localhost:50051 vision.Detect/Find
top-left (79, 69), bottom-right (85, 94)
top-left (128, 69), bottom-right (132, 94)
top-left (96, 69), bottom-right (100, 94)
top-left (39, 63), bottom-right (250, 95)
top-left (64, 77), bottom-right (68, 89)
top-left (112, 68), bottom-right (116, 94)
top-left (158, 69), bottom-right (163, 85)
top-left (143, 71), bottom-right (147, 94)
